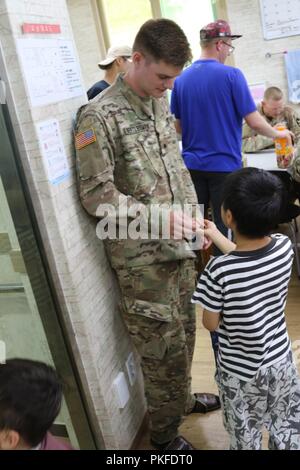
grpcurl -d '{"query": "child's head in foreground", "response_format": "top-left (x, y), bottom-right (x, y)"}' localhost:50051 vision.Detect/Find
top-left (221, 167), bottom-right (286, 238)
top-left (0, 358), bottom-right (62, 449)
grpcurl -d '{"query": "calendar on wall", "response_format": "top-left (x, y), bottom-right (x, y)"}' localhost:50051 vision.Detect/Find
top-left (260, 0), bottom-right (300, 40)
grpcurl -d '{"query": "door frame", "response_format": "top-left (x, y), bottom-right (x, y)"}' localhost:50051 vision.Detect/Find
top-left (0, 95), bottom-right (102, 450)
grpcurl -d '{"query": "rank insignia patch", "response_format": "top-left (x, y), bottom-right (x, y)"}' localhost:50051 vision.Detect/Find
top-left (75, 128), bottom-right (96, 149)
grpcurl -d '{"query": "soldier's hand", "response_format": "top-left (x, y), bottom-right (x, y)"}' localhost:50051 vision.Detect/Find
top-left (169, 210), bottom-right (204, 240)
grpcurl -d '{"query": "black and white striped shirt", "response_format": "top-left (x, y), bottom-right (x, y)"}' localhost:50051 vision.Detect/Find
top-left (192, 234), bottom-right (293, 381)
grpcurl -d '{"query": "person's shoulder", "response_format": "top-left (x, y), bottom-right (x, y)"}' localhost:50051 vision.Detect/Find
top-left (39, 432), bottom-right (74, 450)
top-left (79, 83), bottom-right (125, 121)
top-left (174, 62), bottom-right (194, 82)
top-left (205, 253), bottom-right (231, 272)
top-left (210, 63), bottom-right (245, 84)
top-left (271, 233), bottom-right (293, 253)
top-left (97, 80), bottom-right (123, 103)
top-left (284, 105), bottom-right (300, 119)
top-left (223, 64), bottom-right (246, 79)
top-left (271, 233), bottom-right (292, 245)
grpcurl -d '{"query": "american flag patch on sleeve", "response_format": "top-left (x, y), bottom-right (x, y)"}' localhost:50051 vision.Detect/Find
top-left (75, 128), bottom-right (96, 150)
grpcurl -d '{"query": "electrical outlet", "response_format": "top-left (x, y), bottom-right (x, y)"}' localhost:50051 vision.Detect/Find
top-left (126, 352), bottom-right (137, 386)
top-left (113, 372), bottom-right (130, 409)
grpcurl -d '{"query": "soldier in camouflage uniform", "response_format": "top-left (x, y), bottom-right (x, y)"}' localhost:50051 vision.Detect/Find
top-left (74, 19), bottom-right (220, 450)
top-left (242, 86), bottom-right (300, 193)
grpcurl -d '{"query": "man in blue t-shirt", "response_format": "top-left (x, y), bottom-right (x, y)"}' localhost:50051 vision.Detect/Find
top-left (171, 19), bottom-right (292, 254)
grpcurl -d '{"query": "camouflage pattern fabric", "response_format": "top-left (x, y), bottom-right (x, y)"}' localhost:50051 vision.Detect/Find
top-left (74, 74), bottom-right (198, 269)
top-left (242, 103), bottom-right (300, 182)
top-left (74, 74), bottom-right (200, 442)
top-left (215, 352), bottom-right (300, 450)
top-left (117, 259), bottom-right (196, 444)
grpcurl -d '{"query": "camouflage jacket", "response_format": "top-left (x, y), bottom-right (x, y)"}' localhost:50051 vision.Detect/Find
top-left (74, 75), bottom-right (198, 269)
top-left (242, 103), bottom-right (300, 181)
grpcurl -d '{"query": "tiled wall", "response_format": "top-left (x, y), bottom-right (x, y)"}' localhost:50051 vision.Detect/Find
top-left (227, 0), bottom-right (300, 110)
top-left (0, 0), bottom-right (145, 450)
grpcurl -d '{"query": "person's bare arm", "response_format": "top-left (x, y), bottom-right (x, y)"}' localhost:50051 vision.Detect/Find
top-left (245, 111), bottom-right (294, 144)
top-left (175, 119), bottom-right (182, 135)
top-left (204, 220), bottom-right (236, 254)
top-left (202, 309), bottom-right (220, 331)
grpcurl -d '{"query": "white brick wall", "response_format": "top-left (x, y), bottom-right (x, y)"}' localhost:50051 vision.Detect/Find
top-left (227, 0), bottom-right (300, 111)
top-left (67, 0), bottom-right (105, 90)
top-left (0, 0), bottom-right (145, 450)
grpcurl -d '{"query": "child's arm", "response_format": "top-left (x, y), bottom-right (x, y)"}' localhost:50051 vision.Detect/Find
top-left (202, 309), bottom-right (220, 331)
top-left (204, 219), bottom-right (236, 254)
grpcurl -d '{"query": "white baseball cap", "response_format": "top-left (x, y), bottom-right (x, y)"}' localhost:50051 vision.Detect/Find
top-left (98, 45), bottom-right (132, 67)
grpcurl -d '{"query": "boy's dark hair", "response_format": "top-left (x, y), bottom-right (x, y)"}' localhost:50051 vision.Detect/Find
top-left (133, 18), bottom-right (192, 67)
top-left (0, 358), bottom-right (62, 447)
top-left (222, 167), bottom-right (287, 238)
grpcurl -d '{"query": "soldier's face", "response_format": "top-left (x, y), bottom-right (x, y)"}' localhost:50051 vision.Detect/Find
top-left (262, 98), bottom-right (284, 118)
top-left (133, 53), bottom-right (182, 98)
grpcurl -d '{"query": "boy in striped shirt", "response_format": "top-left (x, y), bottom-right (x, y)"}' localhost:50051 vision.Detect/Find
top-left (193, 167), bottom-right (300, 450)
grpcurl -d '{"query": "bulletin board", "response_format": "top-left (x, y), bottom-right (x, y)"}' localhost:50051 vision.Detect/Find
top-left (260, 0), bottom-right (300, 40)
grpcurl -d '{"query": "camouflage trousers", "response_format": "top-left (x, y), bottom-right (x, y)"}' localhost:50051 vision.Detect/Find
top-left (117, 259), bottom-right (197, 445)
top-left (215, 352), bottom-right (300, 450)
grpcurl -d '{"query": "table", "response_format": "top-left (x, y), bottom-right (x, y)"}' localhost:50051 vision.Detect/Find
top-left (243, 149), bottom-right (286, 172)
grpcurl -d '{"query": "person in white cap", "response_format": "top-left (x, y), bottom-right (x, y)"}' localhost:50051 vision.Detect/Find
top-left (87, 45), bottom-right (132, 100)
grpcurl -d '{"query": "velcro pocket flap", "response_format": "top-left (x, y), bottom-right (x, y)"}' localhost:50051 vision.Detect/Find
top-left (124, 297), bottom-right (172, 323)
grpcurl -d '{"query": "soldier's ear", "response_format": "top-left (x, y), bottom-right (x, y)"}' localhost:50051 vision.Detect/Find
top-left (132, 51), bottom-right (144, 67)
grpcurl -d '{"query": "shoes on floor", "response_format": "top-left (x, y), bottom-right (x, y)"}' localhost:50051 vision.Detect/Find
top-left (164, 436), bottom-right (196, 450)
top-left (151, 435), bottom-right (196, 450)
top-left (191, 393), bottom-right (221, 413)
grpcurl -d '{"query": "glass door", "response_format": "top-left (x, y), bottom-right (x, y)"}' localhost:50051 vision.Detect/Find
top-left (0, 97), bottom-right (98, 449)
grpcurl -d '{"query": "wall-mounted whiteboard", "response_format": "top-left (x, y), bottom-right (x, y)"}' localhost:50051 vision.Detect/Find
top-left (260, 0), bottom-right (300, 40)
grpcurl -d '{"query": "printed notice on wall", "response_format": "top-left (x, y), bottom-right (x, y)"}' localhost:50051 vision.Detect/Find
top-left (260, 0), bottom-right (300, 40)
top-left (36, 119), bottom-right (70, 185)
top-left (17, 38), bottom-right (84, 107)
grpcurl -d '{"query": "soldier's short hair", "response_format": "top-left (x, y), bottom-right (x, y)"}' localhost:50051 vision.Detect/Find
top-left (133, 18), bottom-right (192, 68)
top-left (263, 86), bottom-right (283, 101)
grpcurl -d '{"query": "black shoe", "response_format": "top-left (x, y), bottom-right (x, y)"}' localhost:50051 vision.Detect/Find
top-left (191, 393), bottom-right (221, 413)
top-left (151, 436), bottom-right (196, 450)
top-left (165, 436), bottom-right (196, 450)
top-left (150, 438), bottom-right (171, 450)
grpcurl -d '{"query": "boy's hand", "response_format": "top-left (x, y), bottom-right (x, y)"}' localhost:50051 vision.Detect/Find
top-left (204, 219), bottom-right (218, 242)
top-left (204, 219), bottom-right (236, 254)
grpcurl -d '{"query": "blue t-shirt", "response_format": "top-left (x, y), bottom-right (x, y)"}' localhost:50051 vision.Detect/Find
top-left (171, 60), bottom-right (256, 172)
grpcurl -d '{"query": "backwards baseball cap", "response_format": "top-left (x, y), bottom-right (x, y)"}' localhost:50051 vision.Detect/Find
top-left (200, 19), bottom-right (242, 41)
top-left (98, 45), bottom-right (132, 67)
